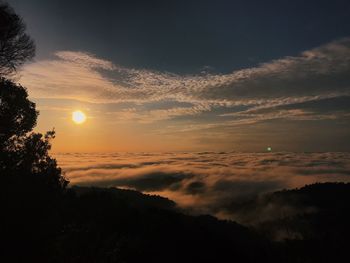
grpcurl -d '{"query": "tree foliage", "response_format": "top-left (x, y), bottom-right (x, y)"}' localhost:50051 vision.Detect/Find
top-left (0, 1), bottom-right (35, 76)
top-left (0, 1), bottom-right (67, 191)
top-left (0, 78), bottom-right (68, 193)
top-left (0, 77), bottom-right (37, 144)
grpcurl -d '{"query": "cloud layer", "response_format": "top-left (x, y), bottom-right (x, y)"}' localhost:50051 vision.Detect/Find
top-left (21, 38), bottom-right (350, 125)
top-left (55, 152), bottom-right (350, 221)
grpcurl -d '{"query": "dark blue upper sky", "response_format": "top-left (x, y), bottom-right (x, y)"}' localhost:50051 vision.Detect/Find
top-left (8, 0), bottom-right (350, 73)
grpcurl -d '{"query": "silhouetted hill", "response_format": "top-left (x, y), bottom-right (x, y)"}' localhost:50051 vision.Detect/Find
top-left (229, 182), bottom-right (350, 225)
top-left (72, 186), bottom-right (177, 211)
top-left (227, 182), bottom-right (350, 262)
top-left (53, 186), bottom-right (267, 263)
top-left (2, 182), bottom-right (350, 262)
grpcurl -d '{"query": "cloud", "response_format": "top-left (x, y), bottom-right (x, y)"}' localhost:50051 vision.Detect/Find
top-left (199, 39), bottom-right (350, 101)
top-left (19, 38), bottom-right (350, 124)
top-left (101, 171), bottom-right (194, 191)
top-left (56, 51), bottom-right (116, 70)
top-left (55, 152), bottom-right (350, 221)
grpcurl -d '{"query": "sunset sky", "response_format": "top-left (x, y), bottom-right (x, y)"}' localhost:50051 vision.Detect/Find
top-left (8, 0), bottom-right (350, 152)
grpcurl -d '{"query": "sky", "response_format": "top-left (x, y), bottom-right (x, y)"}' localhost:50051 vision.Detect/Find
top-left (7, 0), bottom-right (350, 152)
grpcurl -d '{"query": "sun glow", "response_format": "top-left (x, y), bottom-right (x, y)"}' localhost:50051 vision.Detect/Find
top-left (72, 110), bottom-right (87, 124)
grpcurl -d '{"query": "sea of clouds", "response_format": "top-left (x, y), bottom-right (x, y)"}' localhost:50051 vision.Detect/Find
top-left (55, 152), bottom-right (350, 220)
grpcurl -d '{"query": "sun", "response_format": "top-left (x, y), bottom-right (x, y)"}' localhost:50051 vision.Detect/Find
top-left (72, 110), bottom-right (87, 124)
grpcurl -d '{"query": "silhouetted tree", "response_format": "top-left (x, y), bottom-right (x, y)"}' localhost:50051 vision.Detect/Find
top-left (0, 76), bottom-right (67, 262)
top-left (0, 81), bottom-right (68, 219)
top-left (0, 89), bottom-right (69, 260)
top-left (0, 1), bottom-right (35, 76)
top-left (0, 1), bottom-right (66, 190)
top-left (0, 77), bottom-right (37, 146)
top-left (0, 4), bottom-right (68, 260)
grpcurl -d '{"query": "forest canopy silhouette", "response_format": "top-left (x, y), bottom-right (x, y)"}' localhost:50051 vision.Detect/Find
top-left (0, 1), bottom-right (349, 263)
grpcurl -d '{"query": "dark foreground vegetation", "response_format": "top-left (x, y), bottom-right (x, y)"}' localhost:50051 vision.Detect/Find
top-left (1, 2), bottom-right (349, 262)
top-left (1, 179), bottom-right (350, 262)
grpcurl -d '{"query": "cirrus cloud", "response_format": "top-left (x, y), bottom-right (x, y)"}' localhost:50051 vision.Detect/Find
top-left (19, 38), bottom-right (350, 124)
